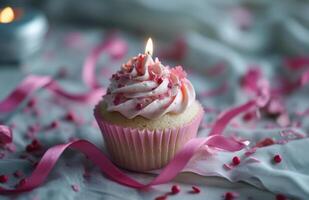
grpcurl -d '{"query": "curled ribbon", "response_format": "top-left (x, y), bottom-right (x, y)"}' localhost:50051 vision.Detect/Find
top-left (0, 33), bottom-right (128, 115)
top-left (0, 33), bottom-right (265, 194)
top-left (0, 99), bottom-right (255, 194)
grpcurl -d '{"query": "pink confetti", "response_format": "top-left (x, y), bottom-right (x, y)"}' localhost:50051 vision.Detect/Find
top-left (244, 147), bottom-right (257, 156)
top-left (191, 186), bottom-right (201, 194)
top-left (245, 157), bottom-right (261, 164)
top-left (223, 163), bottom-right (233, 170)
top-left (255, 138), bottom-right (275, 148)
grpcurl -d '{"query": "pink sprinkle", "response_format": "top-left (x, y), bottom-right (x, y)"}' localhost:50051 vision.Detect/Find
top-left (135, 103), bottom-right (143, 110)
top-left (191, 186), bottom-right (201, 193)
top-left (223, 163), bottom-right (233, 170)
top-left (157, 77), bottom-right (164, 84)
top-left (13, 170), bottom-right (23, 178)
top-left (71, 184), bottom-right (80, 192)
top-left (155, 195), bottom-right (167, 200)
top-left (232, 156), bottom-right (241, 166)
top-left (244, 147), bottom-right (257, 156)
top-left (245, 157), bottom-right (261, 164)
top-left (0, 175), bottom-right (8, 183)
top-left (170, 66), bottom-right (187, 80)
top-left (255, 138), bottom-right (275, 148)
top-left (276, 194), bottom-right (287, 200)
top-left (273, 154), bottom-right (282, 164)
top-left (171, 184), bottom-right (180, 194)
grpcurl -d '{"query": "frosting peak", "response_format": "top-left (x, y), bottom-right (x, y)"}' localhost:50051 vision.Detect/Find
top-left (103, 54), bottom-right (195, 119)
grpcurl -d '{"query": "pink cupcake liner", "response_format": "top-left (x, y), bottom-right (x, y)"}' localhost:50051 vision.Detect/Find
top-left (94, 105), bottom-right (204, 172)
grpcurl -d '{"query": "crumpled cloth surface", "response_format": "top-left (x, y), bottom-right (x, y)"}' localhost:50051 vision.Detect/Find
top-left (1, 0), bottom-right (309, 199)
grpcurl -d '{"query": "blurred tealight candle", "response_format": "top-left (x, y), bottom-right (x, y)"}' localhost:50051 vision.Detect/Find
top-left (0, 6), bottom-right (48, 63)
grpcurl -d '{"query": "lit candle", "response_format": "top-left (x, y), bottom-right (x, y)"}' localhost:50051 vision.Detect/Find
top-left (145, 38), bottom-right (153, 56)
top-left (0, 6), bottom-right (48, 63)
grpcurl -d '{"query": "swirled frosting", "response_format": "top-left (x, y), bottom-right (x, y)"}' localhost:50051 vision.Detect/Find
top-left (103, 54), bottom-right (196, 119)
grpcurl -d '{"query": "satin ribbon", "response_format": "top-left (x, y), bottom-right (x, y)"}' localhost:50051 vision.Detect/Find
top-left (0, 33), bottom-right (263, 194)
top-left (0, 99), bottom-right (254, 194)
top-left (0, 34), bottom-right (127, 115)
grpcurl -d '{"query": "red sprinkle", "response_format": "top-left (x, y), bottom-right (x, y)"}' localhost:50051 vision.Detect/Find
top-left (26, 139), bottom-right (42, 153)
top-left (155, 195), bottom-right (167, 200)
top-left (242, 111), bottom-right (256, 122)
top-left (113, 95), bottom-right (122, 105)
top-left (276, 194), bottom-right (287, 200)
top-left (0, 175), bottom-right (8, 183)
top-left (135, 103), bottom-right (143, 110)
top-left (232, 156), bottom-right (241, 166)
top-left (65, 112), bottom-right (76, 122)
top-left (167, 82), bottom-right (173, 89)
top-left (273, 154), bottom-right (282, 163)
top-left (27, 98), bottom-right (36, 108)
top-left (171, 184), bottom-right (180, 194)
top-left (191, 186), bottom-right (201, 193)
top-left (50, 120), bottom-right (59, 129)
top-left (157, 77), bottom-right (164, 84)
top-left (225, 192), bottom-right (235, 200)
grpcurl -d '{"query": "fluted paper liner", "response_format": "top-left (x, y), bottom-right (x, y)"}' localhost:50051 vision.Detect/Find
top-left (94, 105), bottom-right (204, 172)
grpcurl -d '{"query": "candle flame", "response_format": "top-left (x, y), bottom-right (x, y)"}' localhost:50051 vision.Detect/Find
top-left (145, 38), bottom-right (153, 56)
top-left (0, 7), bottom-right (15, 23)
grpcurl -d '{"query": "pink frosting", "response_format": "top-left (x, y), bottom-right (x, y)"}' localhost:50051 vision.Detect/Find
top-left (103, 54), bottom-right (196, 119)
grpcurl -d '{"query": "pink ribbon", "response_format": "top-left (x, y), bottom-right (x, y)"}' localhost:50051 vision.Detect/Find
top-left (0, 34), bottom-right (128, 115)
top-left (0, 33), bottom-right (263, 194)
top-left (0, 99), bottom-right (254, 194)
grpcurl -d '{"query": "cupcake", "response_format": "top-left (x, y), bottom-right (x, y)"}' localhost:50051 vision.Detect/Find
top-left (94, 43), bottom-right (204, 171)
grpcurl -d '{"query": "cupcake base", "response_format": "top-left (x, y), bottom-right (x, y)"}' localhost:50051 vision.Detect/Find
top-left (94, 102), bottom-right (204, 172)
